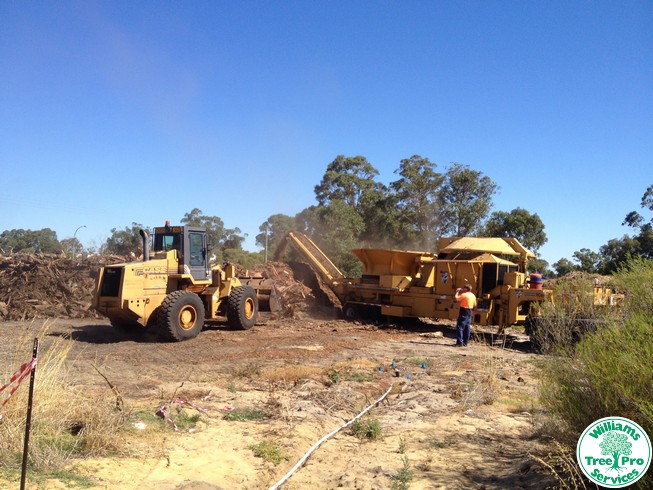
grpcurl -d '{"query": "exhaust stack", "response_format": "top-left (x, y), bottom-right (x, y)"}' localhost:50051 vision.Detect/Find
top-left (140, 229), bottom-right (150, 261)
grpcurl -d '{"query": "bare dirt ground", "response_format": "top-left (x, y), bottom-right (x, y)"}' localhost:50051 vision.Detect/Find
top-left (0, 312), bottom-right (557, 490)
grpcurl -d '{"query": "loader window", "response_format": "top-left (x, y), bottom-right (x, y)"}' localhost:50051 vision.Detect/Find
top-left (188, 233), bottom-right (205, 266)
top-left (154, 233), bottom-right (182, 254)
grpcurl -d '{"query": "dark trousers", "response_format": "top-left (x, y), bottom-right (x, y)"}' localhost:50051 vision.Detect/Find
top-left (456, 308), bottom-right (473, 346)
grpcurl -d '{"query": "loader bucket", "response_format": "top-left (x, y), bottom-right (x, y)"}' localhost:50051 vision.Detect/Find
top-left (239, 277), bottom-right (282, 313)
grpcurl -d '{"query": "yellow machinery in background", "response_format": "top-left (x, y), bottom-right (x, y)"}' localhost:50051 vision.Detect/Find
top-left (275, 232), bottom-right (548, 333)
top-left (93, 223), bottom-right (279, 341)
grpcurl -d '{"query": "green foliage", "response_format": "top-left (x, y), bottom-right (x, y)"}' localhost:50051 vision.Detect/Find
top-left (528, 257), bottom-right (553, 277)
top-left (599, 235), bottom-right (640, 274)
top-left (552, 257), bottom-right (576, 277)
top-left (181, 208), bottom-right (245, 259)
top-left (327, 369), bottom-right (341, 384)
top-left (428, 439), bottom-right (449, 449)
top-left (255, 214), bottom-right (296, 259)
top-left (438, 162), bottom-right (498, 237)
top-left (389, 155), bottom-right (443, 250)
top-left (611, 257), bottom-right (653, 317)
top-left (222, 248), bottom-right (264, 269)
top-left (346, 371), bottom-right (375, 382)
top-left (573, 248), bottom-right (601, 273)
top-left (0, 228), bottom-right (62, 254)
top-left (248, 440), bottom-right (288, 465)
top-left (298, 201), bottom-right (365, 276)
top-left (60, 237), bottom-right (84, 257)
top-left (223, 408), bottom-right (268, 421)
top-left (391, 456), bottom-right (413, 490)
top-left (350, 415), bottom-right (382, 441)
top-left (596, 185), bottom-right (653, 273)
top-left (539, 259), bottom-right (653, 489)
top-left (103, 222), bottom-right (146, 256)
top-left (540, 315), bottom-right (653, 436)
top-left (314, 155), bottom-right (383, 210)
top-left (483, 207), bottom-right (547, 253)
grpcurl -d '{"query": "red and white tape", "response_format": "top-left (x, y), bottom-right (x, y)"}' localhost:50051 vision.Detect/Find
top-left (155, 398), bottom-right (214, 432)
top-left (0, 357), bottom-right (38, 420)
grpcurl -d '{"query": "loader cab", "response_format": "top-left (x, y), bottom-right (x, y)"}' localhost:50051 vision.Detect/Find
top-left (153, 223), bottom-right (210, 281)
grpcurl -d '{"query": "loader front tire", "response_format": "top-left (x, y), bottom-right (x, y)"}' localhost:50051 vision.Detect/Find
top-left (227, 286), bottom-right (258, 330)
top-left (159, 290), bottom-right (205, 341)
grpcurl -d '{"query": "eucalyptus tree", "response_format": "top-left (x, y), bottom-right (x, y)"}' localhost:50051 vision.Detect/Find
top-left (389, 155), bottom-right (443, 250)
top-left (181, 208), bottom-right (245, 259)
top-left (0, 228), bottom-right (61, 254)
top-left (483, 207), bottom-right (547, 253)
top-left (438, 162), bottom-right (498, 237)
top-left (103, 223), bottom-right (147, 256)
top-left (256, 214), bottom-right (296, 260)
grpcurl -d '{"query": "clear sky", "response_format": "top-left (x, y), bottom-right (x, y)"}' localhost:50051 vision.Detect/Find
top-left (1, 1), bottom-right (651, 265)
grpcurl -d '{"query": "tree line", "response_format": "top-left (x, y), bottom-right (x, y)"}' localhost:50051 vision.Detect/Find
top-left (2, 155), bottom-right (651, 277)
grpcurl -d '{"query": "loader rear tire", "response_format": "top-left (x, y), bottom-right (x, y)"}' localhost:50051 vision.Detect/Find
top-left (159, 290), bottom-right (205, 341)
top-left (227, 286), bottom-right (258, 330)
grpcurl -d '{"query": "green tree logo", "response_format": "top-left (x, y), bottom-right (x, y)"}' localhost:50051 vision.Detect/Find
top-left (577, 417), bottom-right (652, 488)
top-left (599, 431), bottom-right (633, 473)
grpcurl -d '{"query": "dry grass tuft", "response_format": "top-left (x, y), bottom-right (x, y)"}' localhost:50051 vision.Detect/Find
top-left (0, 321), bottom-right (127, 472)
top-left (261, 364), bottom-right (324, 385)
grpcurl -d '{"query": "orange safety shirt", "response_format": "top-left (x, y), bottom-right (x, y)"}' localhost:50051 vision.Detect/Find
top-left (455, 291), bottom-right (477, 310)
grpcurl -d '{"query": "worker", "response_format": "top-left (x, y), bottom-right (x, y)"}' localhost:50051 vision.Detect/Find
top-left (454, 284), bottom-right (477, 347)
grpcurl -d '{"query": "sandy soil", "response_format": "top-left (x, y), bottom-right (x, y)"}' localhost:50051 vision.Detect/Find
top-left (0, 313), bottom-right (556, 490)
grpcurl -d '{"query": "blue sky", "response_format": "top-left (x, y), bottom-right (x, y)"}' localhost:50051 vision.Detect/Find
top-left (1, 1), bottom-right (651, 265)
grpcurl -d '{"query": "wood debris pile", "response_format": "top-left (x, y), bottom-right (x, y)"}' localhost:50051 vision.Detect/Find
top-left (0, 254), bottom-right (126, 321)
top-left (237, 261), bottom-right (326, 316)
top-left (0, 255), bottom-right (329, 322)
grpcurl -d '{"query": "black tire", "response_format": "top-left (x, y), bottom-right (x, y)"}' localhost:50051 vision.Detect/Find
top-left (343, 303), bottom-right (358, 320)
top-left (227, 286), bottom-right (258, 330)
top-left (159, 290), bottom-right (205, 341)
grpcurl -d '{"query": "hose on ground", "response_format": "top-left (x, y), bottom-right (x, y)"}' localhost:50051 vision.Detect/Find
top-left (268, 383), bottom-right (394, 490)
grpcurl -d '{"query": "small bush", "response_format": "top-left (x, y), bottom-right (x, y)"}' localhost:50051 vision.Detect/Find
top-left (223, 408), bottom-right (268, 422)
top-left (327, 368), bottom-right (341, 384)
top-left (248, 440), bottom-right (288, 465)
top-left (428, 439), bottom-right (448, 449)
top-left (351, 415), bottom-right (382, 441)
top-left (391, 456), bottom-right (413, 490)
top-left (611, 257), bottom-right (653, 317)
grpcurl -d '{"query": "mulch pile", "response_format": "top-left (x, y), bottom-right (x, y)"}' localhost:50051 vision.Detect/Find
top-left (0, 255), bottom-right (330, 321)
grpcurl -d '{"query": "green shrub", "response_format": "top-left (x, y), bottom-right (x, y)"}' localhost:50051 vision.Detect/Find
top-left (539, 261), bottom-right (653, 488)
top-left (540, 315), bottom-right (653, 433)
top-left (351, 415), bottom-right (382, 441)
top-left (391, 456), bottom-right (413, 490)
top-left (248, 440), bottom-right (288, 465)
top-left (611, 257), bottom-right (653, 317)
top-left (223, 408), bottom-right (267, 421)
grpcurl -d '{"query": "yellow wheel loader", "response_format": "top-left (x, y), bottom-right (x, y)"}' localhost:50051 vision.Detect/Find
top-left (93, 223), bottom-right (279, 341)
